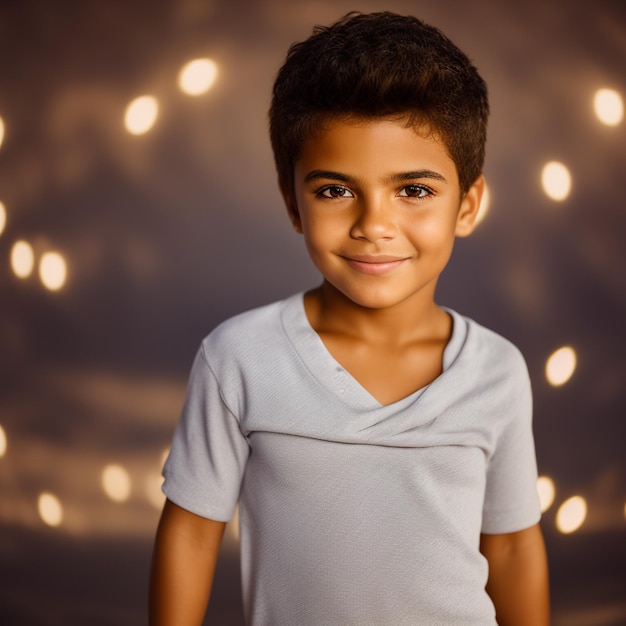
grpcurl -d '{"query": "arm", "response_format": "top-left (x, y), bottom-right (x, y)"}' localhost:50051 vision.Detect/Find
top-left (480, 523), bottom-right (550, 626)
top-left (149, 499), bottom-right (226, 626)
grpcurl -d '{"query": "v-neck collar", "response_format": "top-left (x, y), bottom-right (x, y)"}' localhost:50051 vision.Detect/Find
top-left (280, 292), bottom-right (467, 413)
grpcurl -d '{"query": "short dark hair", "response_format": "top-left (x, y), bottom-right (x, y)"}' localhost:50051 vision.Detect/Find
top-left (269, 11), bottom-right (489, 195)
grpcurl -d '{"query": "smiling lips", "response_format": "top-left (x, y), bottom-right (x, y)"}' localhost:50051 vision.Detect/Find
top-left (343, 254), bottom-right (409, 275)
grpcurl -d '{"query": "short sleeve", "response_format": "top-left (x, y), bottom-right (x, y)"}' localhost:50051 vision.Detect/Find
top-left (481, 361), bottom-right (541, 534)
top-left (162, 344), bottom-right (250, 521)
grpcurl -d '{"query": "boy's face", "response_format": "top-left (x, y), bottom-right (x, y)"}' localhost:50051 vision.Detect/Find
top-left (282, 117), bottom-right (484, 312)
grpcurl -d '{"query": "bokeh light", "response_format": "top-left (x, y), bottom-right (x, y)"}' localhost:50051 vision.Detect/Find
top-left (0, 424), bottom-right (6, 457)
top-left (546, 346), bottom-right (577, 386)
top-left (102, 464), bottom-right (131, 502)
top-left (178, 58), bottom-right (218, 96)
top-left (0, 201), bottom-right (6, 236)
top-left (475, 182), bottom-right (490, 226)
top-left (39, 251), bottom-right (68, 291)
top-left (145, 472), bottom-right (165, 509)
top-left (537, 476), bottom-right (556, 513)
top-left (124, 95), bottom-right (159, 135)
top-left (228, 504), bottom-right (240, 543)
top-left (541, 161), bottom-right (572, 201)
top-left (556, 495), bottom-right (587, 534)
top-left (0, 115), bottom-right (4, 148)
top-left (38, 492), bottom-right (63, 527)
top-left (10, 240), bottom-right (34, 278)
top-left (593, 88), bottom-right (623, 126)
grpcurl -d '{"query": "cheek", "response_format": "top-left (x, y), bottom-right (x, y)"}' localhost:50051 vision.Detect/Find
top-left (406, 215), bottom-right (456, 247)
top-left (303, 212), bottom-right (344, 242)
top-left (301, 220), bottom-right (332, 258)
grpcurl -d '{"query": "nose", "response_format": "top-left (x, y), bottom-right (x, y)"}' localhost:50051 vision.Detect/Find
top-left (349, 196), bottom-right (397, 242)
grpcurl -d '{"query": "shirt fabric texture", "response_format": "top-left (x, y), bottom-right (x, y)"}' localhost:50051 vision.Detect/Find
top-left (162, 292), bottom-right (541, 625)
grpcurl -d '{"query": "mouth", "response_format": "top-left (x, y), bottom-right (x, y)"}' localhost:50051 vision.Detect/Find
top-left (341, 254), bottom-right (409, 276)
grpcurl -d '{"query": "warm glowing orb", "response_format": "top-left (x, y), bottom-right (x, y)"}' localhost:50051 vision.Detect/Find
top-left (475, 182), bottom-right (490, 226)
top-left (10, 240), bottom-right (34, 278)
top-left (102, 464), bottom-right (132, 502)
top-left (178, 58), bottom-right (218, 96)
top-left (0, 424), bottom-right (6, 457)
top-left (0, 116), bottom-right (4, 148)
top-left (541, 161), bottom-right (572, 202)
top-left (145, 472), bottom-right (165, 509)
top-left (545, 346), bottom-right (577, 386)
top-left (594, 88), bottom-right (623, 126)
top-left (39, 251), bottom-right (67, 291)
top-left (228, 505), bottom-right (240, 543)
top-left (537, 476), bottom-right (555, 513)
top-left (0, 201), bottom-right (6, 236)
top-left (38, 492), bottom-right (63, 527)
top-left (556, 496), bottom-right (587, 534)
top-left (124, 96), bottom-right (159, 135)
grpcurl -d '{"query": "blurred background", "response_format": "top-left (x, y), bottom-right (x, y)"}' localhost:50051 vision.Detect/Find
top-left (0, 0), bottom-right (624, 624)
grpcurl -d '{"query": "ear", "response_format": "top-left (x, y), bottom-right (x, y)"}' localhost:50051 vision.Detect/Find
top-left (455, 174), bottom-right (485, 238)
top-left (279, 179), bottom-right (303, 234)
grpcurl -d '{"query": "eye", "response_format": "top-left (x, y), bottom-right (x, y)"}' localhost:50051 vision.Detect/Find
top-left (317, 185), bottom-right (354, 199)
top-left (399, 184), bottom-right (432, 199)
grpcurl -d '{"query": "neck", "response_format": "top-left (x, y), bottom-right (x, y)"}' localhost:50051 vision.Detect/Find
top-left (304, 280), bottom-right (448, 347)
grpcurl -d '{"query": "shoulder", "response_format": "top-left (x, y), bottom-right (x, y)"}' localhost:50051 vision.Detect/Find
top-left (192, 294), bottom-right (302, 415)
top-left (199, 293), bottom-right (299, 365)
top-left (445, 309), bottom-right (531, 404)
top-left (441, 311), bottom-right (533, 440)
top-left (456, 310), bottom-right (528, 373)
top-left (207, 298), bottom-right (283, 342)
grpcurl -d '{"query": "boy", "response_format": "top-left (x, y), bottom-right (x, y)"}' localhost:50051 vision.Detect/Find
top-left (150, 12), bottom-right (549, 626)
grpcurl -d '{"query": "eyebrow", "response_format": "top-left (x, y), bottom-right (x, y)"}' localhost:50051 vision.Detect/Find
top-left (303, 170), bottom-right (351, 183)
top-left (303, 169), bottom-right (448, 184)
top-left (392, 170), bottom-right (448, 183)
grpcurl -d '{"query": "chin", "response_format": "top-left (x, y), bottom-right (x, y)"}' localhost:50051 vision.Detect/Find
top-left (336, 285), bottom-right (412, 310)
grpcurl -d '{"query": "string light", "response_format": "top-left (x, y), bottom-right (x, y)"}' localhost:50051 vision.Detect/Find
top-left (124, 95), bottom-right (159, 135)
top-left (0, 201), bottom-right (6, 236)
top-left (39, 251), bottom-right (68, 291)
top-left (145, 472), bottom-right (165, 509)
top-left (556, 496), bottom-right (587, 534)
top-left (0, 115), bottom-right (4, 149)
top-left (38, 492), bottom-right (63, 527)
top-left (545, 346), bottom-right (577, 386)
top-left (475, 182), bottom-right (490, 226)
top-left (178, 58), bottom-right (218, 96)
top-left (541, 161), bottom-right (572, 201)
top-left (225, 505), bottom-right (240, 544)
top-left (102, 464), bottom-right (131, 502)
top-left (10, 240), bottom-right (34, 279)
top-left (537, 476), bottom-right (556, 513)
top-left (0, 424), bottom-right (6, 458)
top-left (593, 88), bottom-right (623, 126)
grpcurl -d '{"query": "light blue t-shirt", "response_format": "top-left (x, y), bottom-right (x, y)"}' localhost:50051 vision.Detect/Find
top-left (163, 293), bottom-right (541, 625)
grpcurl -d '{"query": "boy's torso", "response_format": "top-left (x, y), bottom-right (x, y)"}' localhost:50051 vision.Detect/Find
top-left (164, 293), bottom-right (540, 625)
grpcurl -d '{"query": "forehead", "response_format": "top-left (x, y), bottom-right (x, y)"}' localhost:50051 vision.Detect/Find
top-left (295, 116), bottom-right (459, 183)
